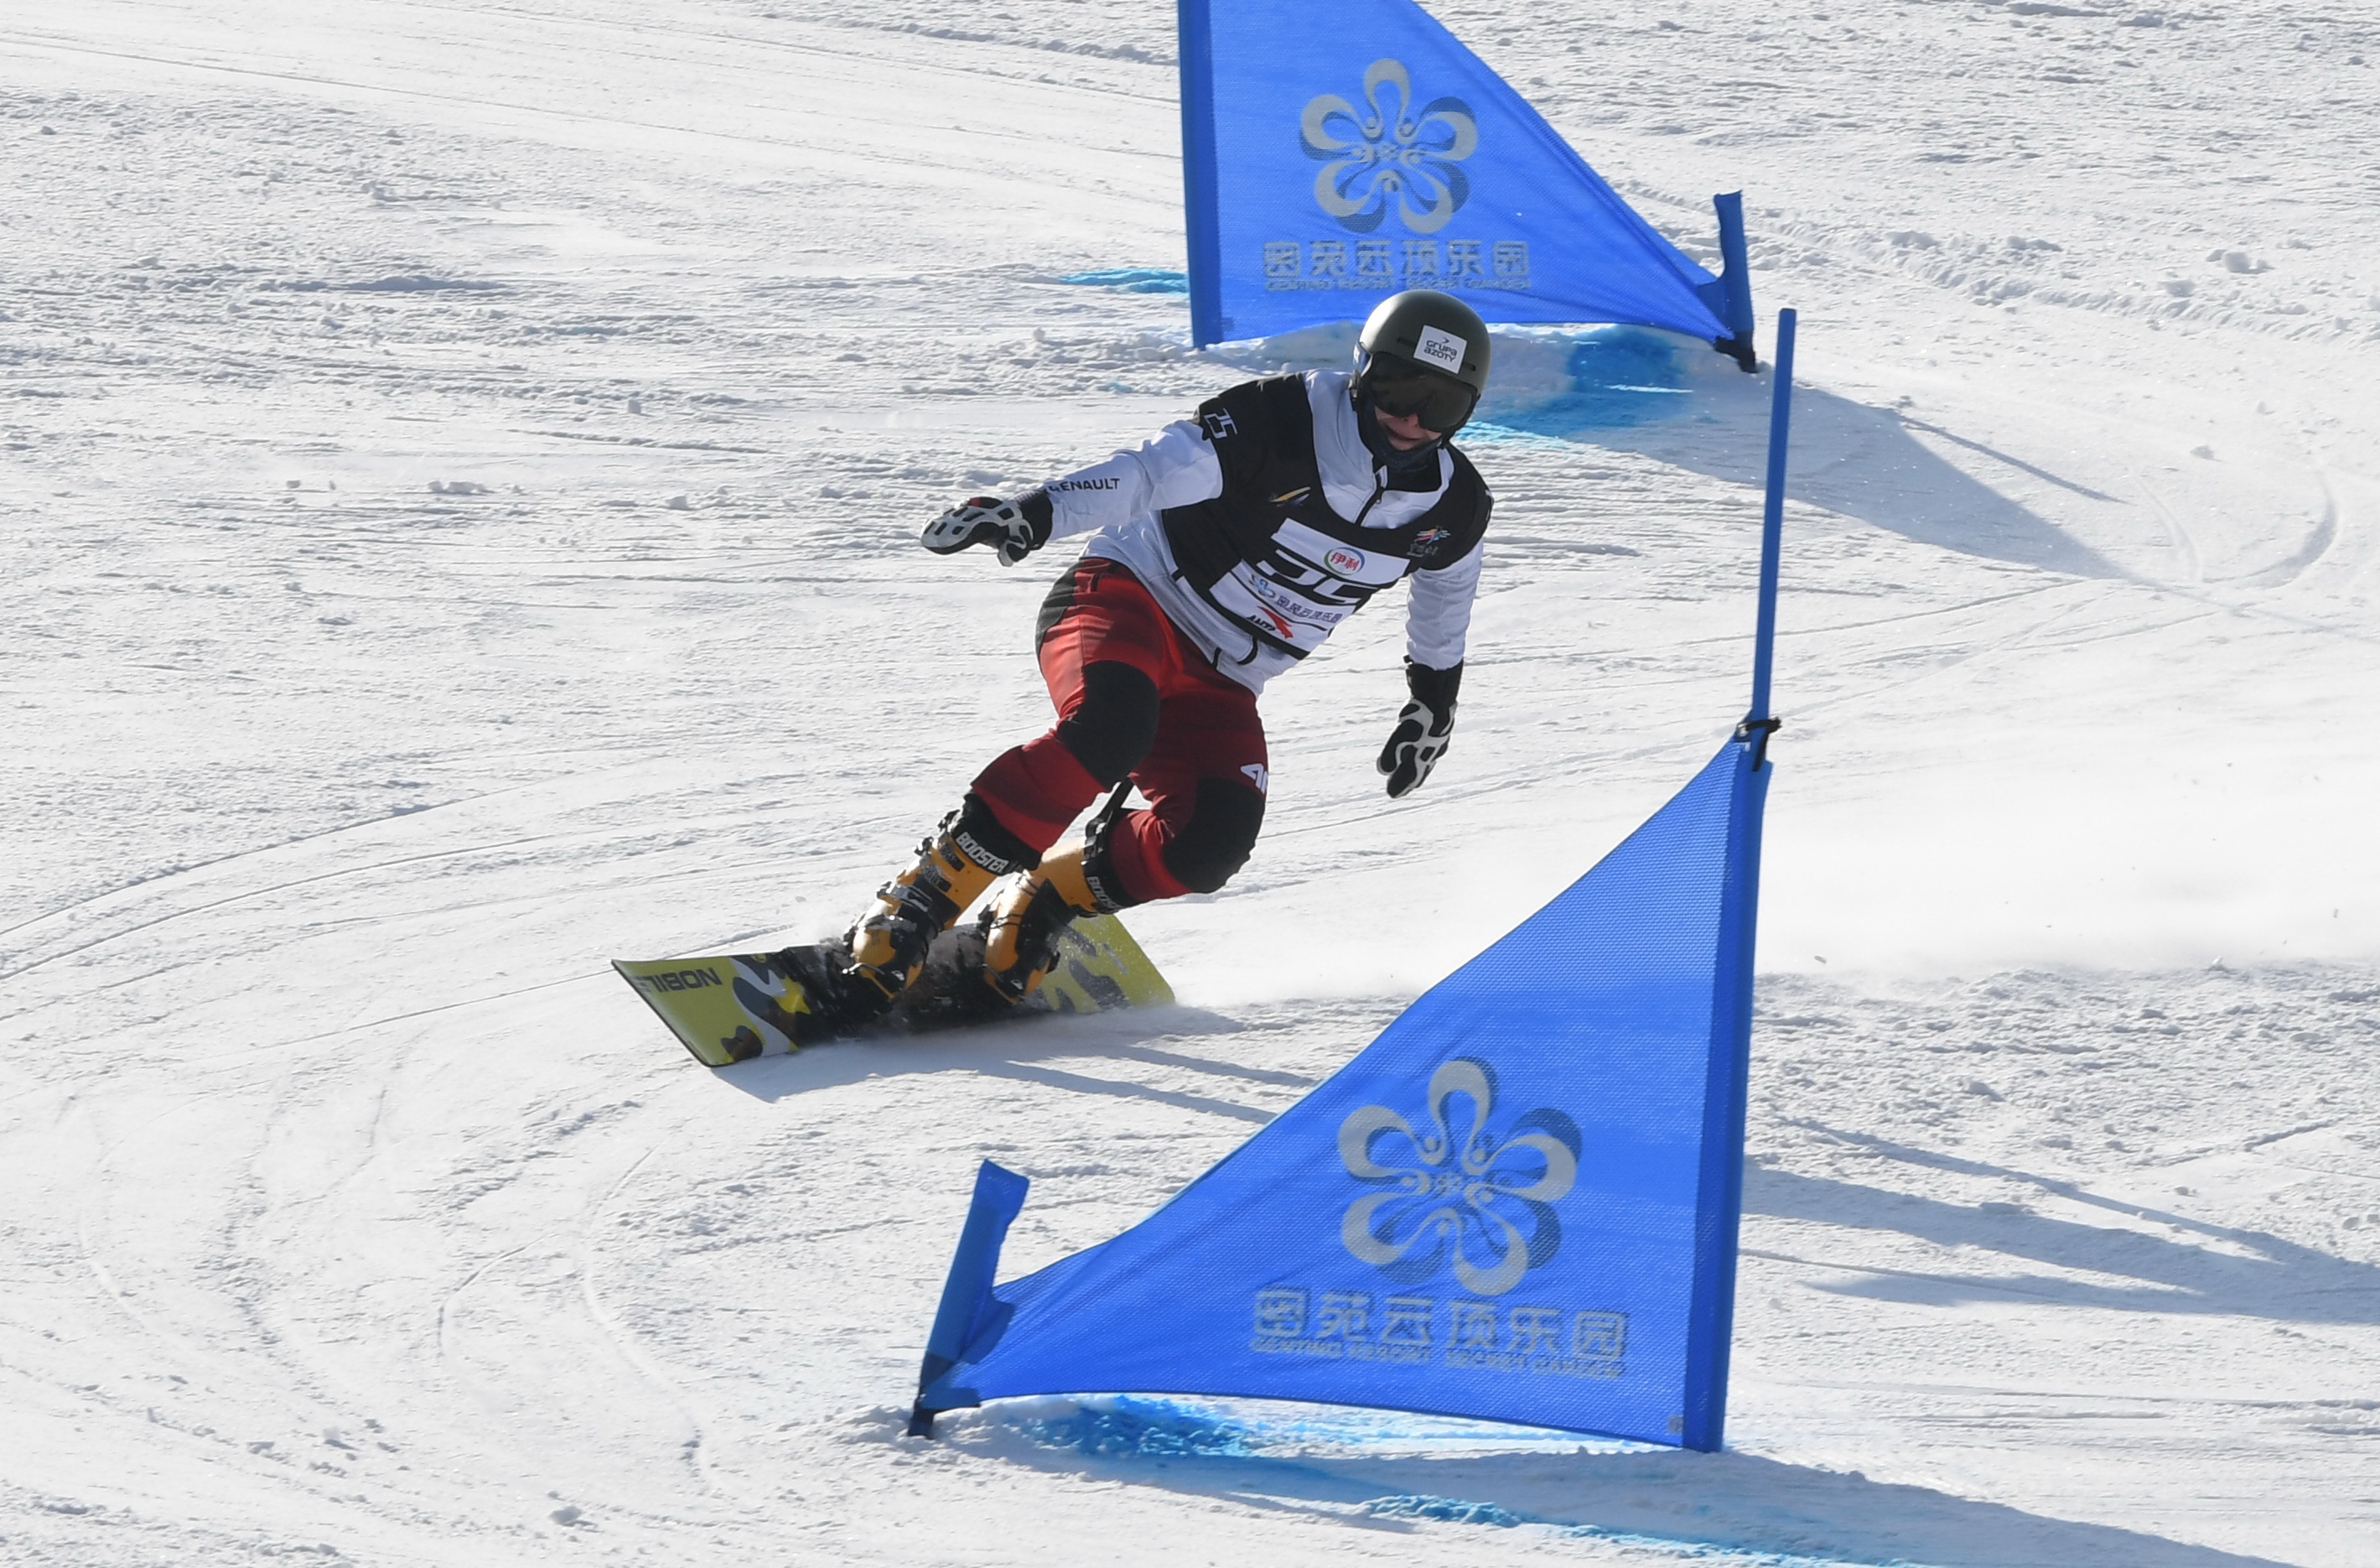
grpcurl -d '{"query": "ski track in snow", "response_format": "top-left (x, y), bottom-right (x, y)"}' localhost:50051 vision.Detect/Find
top-left (3, 1), bottom-right (2377, 1564)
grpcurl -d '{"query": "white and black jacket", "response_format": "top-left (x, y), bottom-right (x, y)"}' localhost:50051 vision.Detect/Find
top-left (1041, 368), bottom-right (1490, 694)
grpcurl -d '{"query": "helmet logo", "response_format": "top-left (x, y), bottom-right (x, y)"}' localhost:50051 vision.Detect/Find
top-left (1413, 325), bottom-right (1466, 375)
top-left (1300, 60), bottom-right (1479, 236)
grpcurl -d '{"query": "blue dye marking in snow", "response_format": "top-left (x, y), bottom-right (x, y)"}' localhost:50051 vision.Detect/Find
top-left (1011, 1396), bottom-right (1256, 1458)
top-left (1470, 327), bottom-right (1690, 439)
top-left (1060, 267), bottom-right (1190, 295)
top-left (1365, 1494), bottom-right (1528, 1528)
top-left (1002, 1400), bottom-right (1906, 1565)
top-left (1373, 1498), bottom-right (1916, 1566)
top-left (1555, 1535), bottom-right (1926, 1567)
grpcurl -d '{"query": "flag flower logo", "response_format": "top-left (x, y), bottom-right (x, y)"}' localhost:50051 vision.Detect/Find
top-left (1299, 59), bottom-right (1480, 235)
top-left (1337, 1057), bottom-right (1579, 1295)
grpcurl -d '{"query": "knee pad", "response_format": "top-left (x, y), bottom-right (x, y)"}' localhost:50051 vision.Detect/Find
top-left (1160, 778), bottom-right (1267, 895)
top-left (1055, 662), bottom-right (1160, 787)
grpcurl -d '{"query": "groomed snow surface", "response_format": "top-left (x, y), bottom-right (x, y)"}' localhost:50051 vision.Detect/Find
top-left (4, 1), bottom-right (2377, 1564)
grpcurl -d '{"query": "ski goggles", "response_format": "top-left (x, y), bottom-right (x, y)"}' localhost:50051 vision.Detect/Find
top-left (1361, 353), bottom-right (1479, 436)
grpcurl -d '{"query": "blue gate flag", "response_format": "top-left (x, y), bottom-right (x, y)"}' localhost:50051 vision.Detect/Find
top-left (1179, 0), bottom-right (1750, 355)
top-left (917, 734), bottom-right (1772, 1450)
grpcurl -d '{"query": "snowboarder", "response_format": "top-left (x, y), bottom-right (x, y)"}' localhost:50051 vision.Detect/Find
top-left (794, 288), bottom-right (1497, 1032)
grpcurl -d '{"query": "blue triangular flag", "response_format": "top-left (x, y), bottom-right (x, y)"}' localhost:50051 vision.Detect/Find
top-left (1180, 0), bottom-right (1742, 348)
top-left (920, 734), bottom-right (1771, 1450)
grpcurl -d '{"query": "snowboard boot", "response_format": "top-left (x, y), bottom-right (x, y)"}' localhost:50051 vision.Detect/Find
top-left (840, 793), bottom-right (1040, 1021)
top-left (978, 840), bottom-right (1128, 1004)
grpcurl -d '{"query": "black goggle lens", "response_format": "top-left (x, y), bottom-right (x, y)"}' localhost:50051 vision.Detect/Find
top-left (1364, 358), bottom-right (1478, 434)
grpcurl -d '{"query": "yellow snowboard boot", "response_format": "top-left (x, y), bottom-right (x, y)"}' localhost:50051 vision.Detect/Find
top-left (845, 794), bottom-right (1039, 1014)
top-left (979, 844), bottom-right (1117, 1004)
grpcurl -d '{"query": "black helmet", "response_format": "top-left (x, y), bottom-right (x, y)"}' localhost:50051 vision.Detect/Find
top-left (1353, 289), bottom-right (1491, 436)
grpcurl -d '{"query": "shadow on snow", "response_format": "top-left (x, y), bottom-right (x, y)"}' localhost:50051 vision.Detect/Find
top-left (925, 1392), bottom-right (2290, 1568)
top-left (1239, 321), bottom-right (2124, 580)
top-left (712, 1001), bottom-right (1312, 1125)
top-left (1746, 1128), bottom-right (2380, 1327)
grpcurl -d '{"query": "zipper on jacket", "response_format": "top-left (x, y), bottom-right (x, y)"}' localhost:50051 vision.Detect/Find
top-left (1352, 470), bottom-right (1388, 527)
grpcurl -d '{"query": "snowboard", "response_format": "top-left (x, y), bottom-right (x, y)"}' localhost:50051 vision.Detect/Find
top-left (613, 914), bottom-right (1172, 1068)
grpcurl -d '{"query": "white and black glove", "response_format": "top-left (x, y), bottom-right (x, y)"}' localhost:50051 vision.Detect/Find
top-left (920, 491), bottom-right (1053, 567)
top-left (1377, 659), bottom-right (1461, 799)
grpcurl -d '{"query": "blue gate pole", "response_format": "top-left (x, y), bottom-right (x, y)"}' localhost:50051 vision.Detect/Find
top-left (1176, 0), bottom-right (1224, 347)
top-left (1710, 192), bottom-right (1757, 372)
top-left (1745, 309), bottom-right (1797, 731)
top-left (1687, 307), bottom-right (1797, 1451)
top-left (907, 1161), bottom-right (1031, 1437)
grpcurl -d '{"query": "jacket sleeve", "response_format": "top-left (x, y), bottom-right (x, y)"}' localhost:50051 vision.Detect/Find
top-left (1040, 420), bottom-right (1225, 542)
top-left (1404, 539), bottom-right (1482, 671)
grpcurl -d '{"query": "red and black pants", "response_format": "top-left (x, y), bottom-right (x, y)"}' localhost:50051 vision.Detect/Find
top-left (971, 558), bottom-right (1268, 905)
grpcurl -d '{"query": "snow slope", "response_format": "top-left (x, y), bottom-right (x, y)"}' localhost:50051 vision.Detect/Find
top-left (2, 1), bottom-right (2376, 1563)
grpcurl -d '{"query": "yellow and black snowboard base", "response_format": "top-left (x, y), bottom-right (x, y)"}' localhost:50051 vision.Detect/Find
top-left (613, 915), bottom-right (1172, 1068)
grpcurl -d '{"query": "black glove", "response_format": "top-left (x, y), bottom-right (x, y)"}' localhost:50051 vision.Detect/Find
top-left (920, 491), bottom-right (1053, 567)
top-left (1377, 659), bottom-right (1461, 799)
